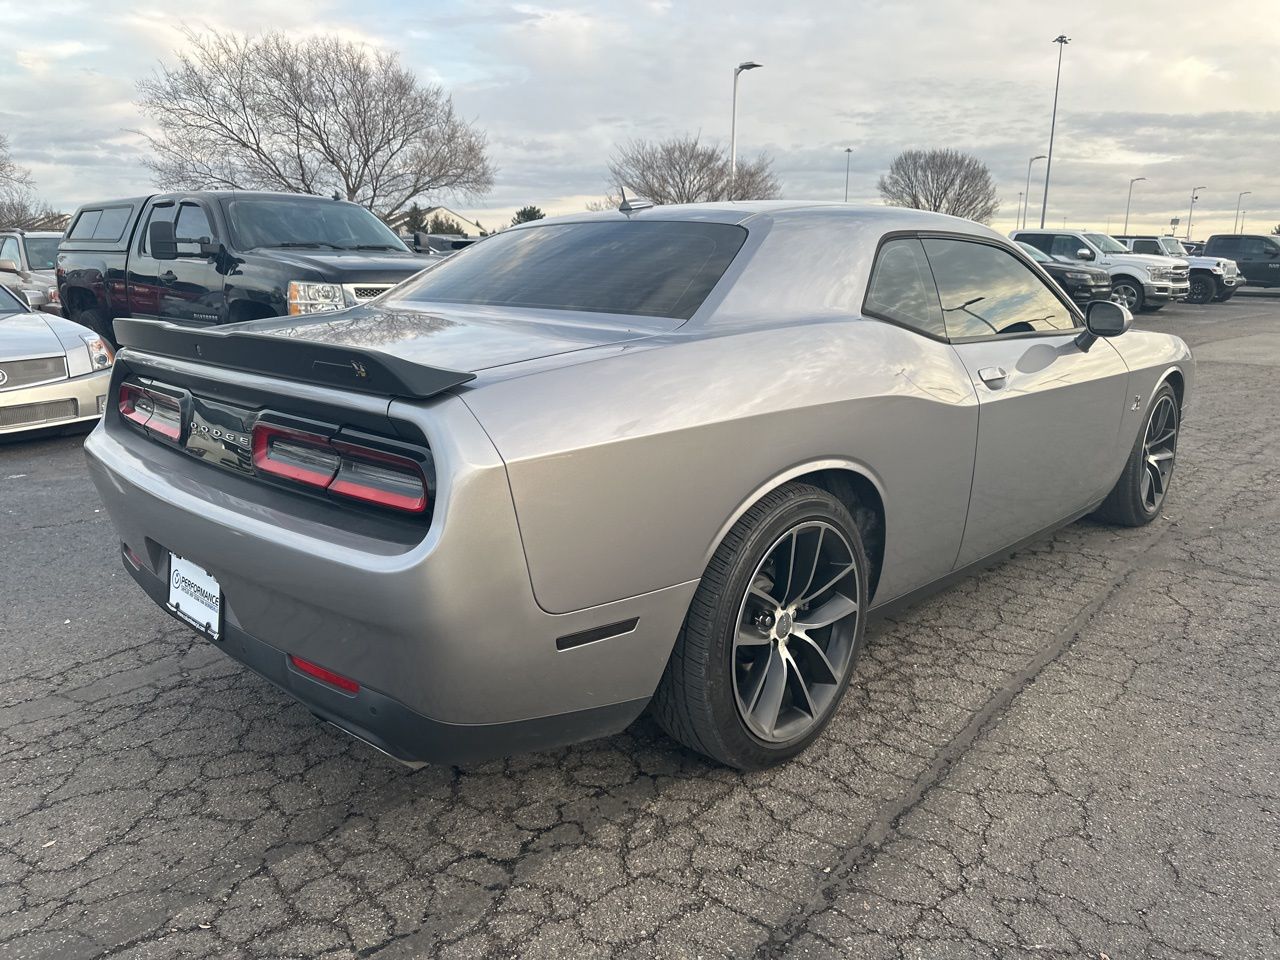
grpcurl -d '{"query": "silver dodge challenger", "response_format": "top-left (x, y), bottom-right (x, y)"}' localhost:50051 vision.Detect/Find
top-left (85, 202), bottom-right (1191, 769)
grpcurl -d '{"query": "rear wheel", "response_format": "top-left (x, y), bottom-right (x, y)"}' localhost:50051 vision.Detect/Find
top-left (75, 307), bottom-right (115, 346)
top-left (1094, 383), bottom-right (1179, 526)
top-left (652, 482), bottom-right (867, 769)
top-left (1111, 277), bottom-right (1144, 312)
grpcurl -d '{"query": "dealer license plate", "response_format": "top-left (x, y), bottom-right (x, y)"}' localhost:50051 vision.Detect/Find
top-left (167, 553), bottom-right (222, 639)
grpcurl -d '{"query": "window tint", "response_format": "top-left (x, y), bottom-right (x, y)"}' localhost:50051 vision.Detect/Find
top-left (0, 237), bottom-right (19, 264)
top-left (1237, 237), bottom-right (1274, 258)
top-left (175, 203), bottom-right (213, 241)
top-left (864, 238), bottom-right (944, 338)
top-left (139, 204), bottom-right (176, 255)
top-left (389, 221), bottom-right (747, 320)
top-left (0, 284), bottom-right (24, 312)
top-left (1048, 235), bottom-right (1085, 259)
top-left (68, 209), bottom-right (103, 240)
top-left (92, 206), bottom-right (132, 241)
top-left (1132, 239), bottom-right (1160, 254)
top-left (923, 238), bottom-right (1076, 339)
top-left (224, 198), bottom-right (406, 251)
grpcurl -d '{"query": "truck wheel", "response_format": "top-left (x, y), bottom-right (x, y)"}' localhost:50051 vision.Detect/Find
top-left (1110, 277), bottom-right (1144, 312)
top-left (76, 308), bottom-right (116, 346)
top-left (652, 482), bottom-right (868, 770)
top-left (1186, 274), bottom-right (1214, 304)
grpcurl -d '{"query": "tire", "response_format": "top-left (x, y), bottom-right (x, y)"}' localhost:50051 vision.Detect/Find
top-left (1213, 287), bottom-right (1236, 302)
top-left (652, 482), bottom-right (868, 770)
top-left (1094, 383), bottom-right (1180, 527)
top-left (1110, 277), bottom-right (1145, 312)
top-left (75, 307), bottom-right (116, 346)
top-left (1143, 303), bottom-right (1165, 313)
top-left (1186, 274), bottom-right (1214, 304)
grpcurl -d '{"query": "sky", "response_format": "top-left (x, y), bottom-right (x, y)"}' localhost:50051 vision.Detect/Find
top-left (1, 0), bottom-right (1276, 239)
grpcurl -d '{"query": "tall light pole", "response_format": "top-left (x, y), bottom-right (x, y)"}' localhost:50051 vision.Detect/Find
top-left (1234, 191), bottom-right (1251, 233)
top-left (1186, 186), bottom-right (1206, 240)
top-left (843, 147), bottom-right (853, 202)
top-left (728, 60), bottom-right (762, 198)
top-left (1123, 176), bottom-right (1147, 234)
top-left (1040, 35), bottom-right (1070, 228)
top-left (1023, 155), bottom-right (1046, 229)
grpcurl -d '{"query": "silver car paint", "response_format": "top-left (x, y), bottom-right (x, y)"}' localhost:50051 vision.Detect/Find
top-left (85, 202), bottom-right (1193, 738)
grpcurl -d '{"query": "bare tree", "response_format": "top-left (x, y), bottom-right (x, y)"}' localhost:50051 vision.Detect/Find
top-left (0, 134), bottom-right (66, 229)
top-left (607, 133), bottom-right (780, 204)
top-left (136, 29), bottom-right (494, 221)
top-left (877, 148), bottom-right (999, 224)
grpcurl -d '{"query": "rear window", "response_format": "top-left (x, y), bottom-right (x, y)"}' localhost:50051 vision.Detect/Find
top-left (387, 221), bottom-right (748, 320)
top-left (67, 205), bottom-right (134, 242)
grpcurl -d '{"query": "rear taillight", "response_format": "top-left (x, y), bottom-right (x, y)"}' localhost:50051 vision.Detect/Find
top-left (250, 422), bottom-right (428, 514)
top-left (118, 381), bottom-right (182, 440)
top-left (288, 655), bottom-right (359, 694)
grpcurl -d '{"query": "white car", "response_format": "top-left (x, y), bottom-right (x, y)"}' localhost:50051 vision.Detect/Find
top-left (0, 282), bottom-right (113, 437)
top-left (1012, 229), bottom-right (1190, 312)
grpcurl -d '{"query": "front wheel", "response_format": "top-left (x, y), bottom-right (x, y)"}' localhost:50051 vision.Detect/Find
top-left (75, 307), bottom-right (116, 347)
top-left (1111, 278), bottom-right (1145, 312)
top-left (1094, 383), bottom-right (1180, 527)
top-left (1186, 274), bottom-right (1214, 304)
top-left (652, 482), bottom-right (868, 769)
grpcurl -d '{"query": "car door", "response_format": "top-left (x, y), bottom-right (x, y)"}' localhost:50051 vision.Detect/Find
top-left (127, 200), bottom-right (177, 319)
top-left (1236, 236), bottom-right (1280, 286)
top-left (159, 200), bottom-right (226, 326)
top-left (922, 237), bottom-right (1131, 568)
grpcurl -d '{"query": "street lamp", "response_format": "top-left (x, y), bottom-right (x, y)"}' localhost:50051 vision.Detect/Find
top-left (1123, 176), bottom-right (1147, 234)
top-left (729, 60), bottom-right (762, 198)
top-left (843, 147), bottom-right (853, 202)
top-left (1234, 191), bottom-right (1251, 233)
top-left (1023, 155), bottom-right (1047, 229)
top-left (1040, 35), bottom-right (1070, 228)
top-left (1186, 186), bottom-right (1206, 240)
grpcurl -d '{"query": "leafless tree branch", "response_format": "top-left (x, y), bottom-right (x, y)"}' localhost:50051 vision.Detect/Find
top-left (877, 148), bottom-right (999, 224)
top-left (607, 133), bottom-right (780, 204)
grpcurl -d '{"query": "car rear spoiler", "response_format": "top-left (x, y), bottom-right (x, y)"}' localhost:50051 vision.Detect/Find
top-left (113, 318), bottom-right (475, 400)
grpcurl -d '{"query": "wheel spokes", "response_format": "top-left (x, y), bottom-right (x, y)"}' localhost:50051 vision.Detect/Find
top-left (748, 646), bottom-right (788, 736)
top-left (795, 591), bottom-right (859, 631)
top-left (790, 629), bottom-right (840, 686)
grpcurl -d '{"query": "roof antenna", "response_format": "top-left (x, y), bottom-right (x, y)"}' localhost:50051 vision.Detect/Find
top-left (618, 186), bottom-right (653, 215)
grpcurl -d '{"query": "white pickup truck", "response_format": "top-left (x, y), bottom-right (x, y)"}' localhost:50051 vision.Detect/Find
top-left (1011, 229), bottom-right (1189, 312)
top-left (1114, 235), bottom-right (1241, 304)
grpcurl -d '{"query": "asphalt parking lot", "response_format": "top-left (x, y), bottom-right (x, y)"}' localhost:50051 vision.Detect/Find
top-left (2, 296), bottom-right (1278, 960)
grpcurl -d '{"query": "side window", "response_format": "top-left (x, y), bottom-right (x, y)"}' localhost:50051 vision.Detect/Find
top-left (1048, 235), bottom-right (1082, 259)
top-left (174, 203), bottom-right (214, 242)
top-left (1017, 234), bottom-right (1052, 255)
top-left (863, 238), bottom-right (945, 338)
top-left (92, 206), bottom-right (132, 241)
top-left (1132, 239), bottom-right (1159, 254)
top-left (68, 209), bottom-right (103, 240)
top-left (1238, 237), bottom-right (1267, 258)
top-left (138, 204), bottom-right (177, 255)
top-left (923, 238), bottom-right (1076, 340)
top-left (0, 237), bottom-right (19, 264)
top-left (1211, 237), bottom-right (1239, 256)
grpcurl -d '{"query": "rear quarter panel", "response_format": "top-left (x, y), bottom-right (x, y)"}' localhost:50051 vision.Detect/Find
top-left (461, 318), bottom-right (980, 614)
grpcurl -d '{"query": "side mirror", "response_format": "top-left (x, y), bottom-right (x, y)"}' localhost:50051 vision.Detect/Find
top-left (1076, 299), bottom-right (1132, 352)
top-left (149, 220), bottom-right (178, 260)
top-left (0, 259), bottom-right (18, 273)
top-left (1075, 247), bottom-right (1094, 261)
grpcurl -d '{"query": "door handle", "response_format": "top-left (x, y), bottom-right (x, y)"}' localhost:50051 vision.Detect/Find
top-left (977, 366), bottom-right (1008, 388)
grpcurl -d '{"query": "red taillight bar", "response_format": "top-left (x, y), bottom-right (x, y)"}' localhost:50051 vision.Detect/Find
top-left (252, 424), bottom-right (339, 488)
top-left (117, 381), bottom-right (182, 440)
top-left (288, 655), bottom-right (360, 694)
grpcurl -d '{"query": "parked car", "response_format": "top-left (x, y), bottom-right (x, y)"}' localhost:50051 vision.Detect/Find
top-left (1015, 241), bottom-right (1112, 302)
top-left (86, 203), bottom-right (1192, 770)
top-left (1012, 229), bottom-right (1189, 312)
top-left (0, 228), bottom-right (63, 316)
top-left (56, 191), bottom-right (434, 345)
top-left (404, 232), bottom-right (478, 256)
top-left (1202, 234), bottom-right (1280, 288)
top-left (1182, 240), bottom-right (1206, 256)
top-left (1114, 235), bottom-right (1240, 303)
top-left (1, 282), bottom-right (113, 438)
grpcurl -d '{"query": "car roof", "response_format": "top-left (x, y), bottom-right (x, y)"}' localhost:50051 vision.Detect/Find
top-left (517, 200), bottom-right (1003, 238)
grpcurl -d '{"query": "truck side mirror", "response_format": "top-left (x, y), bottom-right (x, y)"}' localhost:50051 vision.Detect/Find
top-left (149, 220), bottom-right (178, 261)
top-left (1075, 247), bottom-right (1094, 261)
top-left (0, 259), bottom-right (18, 273)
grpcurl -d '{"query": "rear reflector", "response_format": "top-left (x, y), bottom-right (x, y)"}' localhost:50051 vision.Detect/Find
top-left (289, 655), bottom-right (360, 694)
top-left (249, 423), bottom-right (428, 514)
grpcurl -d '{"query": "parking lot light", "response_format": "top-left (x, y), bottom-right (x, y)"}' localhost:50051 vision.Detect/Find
top-left (1186, 186), bottom-right (1206, 240)
top-left (1023, 155), bottom-right (1047, 229)
top-left (728, 61), bottom-right (762, 199)
top-left (1040, 35), bottom-right (1070, 229)
top-left (1234, 191), bottom-right (1251, 233)
top-left (844, 147), bottom-right (853, 202)
top-left (1123, 177), bottom-right (1147, 235)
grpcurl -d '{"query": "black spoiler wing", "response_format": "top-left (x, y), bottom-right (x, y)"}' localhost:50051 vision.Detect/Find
top-left (114, 318), bottom-right (475, 400)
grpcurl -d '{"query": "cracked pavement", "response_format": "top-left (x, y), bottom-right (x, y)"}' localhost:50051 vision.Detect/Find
top-left (1, 298), bottom-right (1277, 960)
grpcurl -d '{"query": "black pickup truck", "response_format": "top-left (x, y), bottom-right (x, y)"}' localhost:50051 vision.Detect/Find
top-left (56, 191), bottom-right (435, 343)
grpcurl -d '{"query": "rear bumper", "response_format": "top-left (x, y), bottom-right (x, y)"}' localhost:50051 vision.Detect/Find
top-left (84, 390), bottom-right (695, 761)
top-left (122, 547), bottom-right (648, 764)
